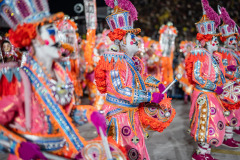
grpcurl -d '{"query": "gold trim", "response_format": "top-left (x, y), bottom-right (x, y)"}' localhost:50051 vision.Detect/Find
top-left (106, 6), bottom-right (129, 20)
top-left (195, 15), bottom-right (214, 25)
top-left (126, 28), bottom-right (141, 35)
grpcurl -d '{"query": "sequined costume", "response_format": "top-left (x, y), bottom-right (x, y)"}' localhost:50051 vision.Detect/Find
top-left (175, 41), bottom-right (195, 102)
top-left (185, 1), bottom-right (227, 159)
top-left (96, 51), bottom-right (175, 160)
top-left (95, 1), bottom-right (175, 159)
top-left (159, 23), bottom-right (178, 85)
top-left (0, 0), bottom-right (124, 159)
top-left (218, 47), bottom-right (240, 126)
top-left (187, 49), bottom-right (226, 146)
top-left (217, 6), bottom-right (240, 147)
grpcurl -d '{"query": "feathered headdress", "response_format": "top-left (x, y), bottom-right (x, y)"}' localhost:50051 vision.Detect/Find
top-left (201, 0), bottom-right (220, 27)
top-left (105, 0), bottom-right (138, 21)
top-left (219, 7), bottom-right (235, 29)
top-left (195, 0), bottom-right (220, 44)
top-left (105, 0), bottom-right (140, 41)
top-left (218, 6), bottom-right (238, 39)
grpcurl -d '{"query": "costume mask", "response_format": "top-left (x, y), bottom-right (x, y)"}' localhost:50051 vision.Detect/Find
top-left (121, 33), bottom-right (139, 58)
top-left (206, 36), bottom-right (219, 53)
top-left (36, 23), bottom-right (61, 59)
top-left (225, 36), bottom-right (237, 50)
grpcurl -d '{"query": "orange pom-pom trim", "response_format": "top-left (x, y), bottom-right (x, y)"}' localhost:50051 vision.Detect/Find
top-left (9, 23), bottom-right (37, 48)
top-left (196, 33), bottom-right (213, 42)
top-left (8, 12), bottom-right (64, 48)
top-left (220, 35), bottom-right (238, 42)
top-left (108, 28), bottom-right (126, 41)
top-left (185, 52), bottom-right (208, 85)
top-left (95, 55), bottom-right (126, 94)
top-left (139, 103), bottom-right (176, 133)
top-left (222, 101), bottom-right (240, 110)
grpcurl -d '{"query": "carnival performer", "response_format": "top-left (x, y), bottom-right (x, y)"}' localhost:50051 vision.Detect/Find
top-left (93, 29), bottom-right (112, 110)
top-left (0, 36), bottom-right (21, 63)
top-left (238, 27), bottom-right (240, 52)
top-left (159, 22), bottom-right (178, 86)
top-left (217, 6), bottom-right (240, 147)
top-left (175, 41), bottom-right (195, 103)
top-left (145, 38), bottom-right (161, 81)
top-left (56, 17), bottom-right (84, 105)
top-left (0, 0), bottom-right (121, 159)
top-left (95, 0), bottom-right (176, 159)
top-left (185, 0), bottom-right (226, 159)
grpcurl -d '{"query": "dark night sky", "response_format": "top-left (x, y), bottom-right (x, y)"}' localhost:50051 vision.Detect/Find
top-left (48, 0), bottom-right (239, 41)
top-left (49, 0), bottom-right (106, 16)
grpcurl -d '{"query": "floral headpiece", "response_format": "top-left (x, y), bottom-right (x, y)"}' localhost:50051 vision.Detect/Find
top-left (0, 0), bottom-right (64, 48)
top-left (218, 6), bottom-right (238, 42)
top-left (105, 0), bottom-right (140, 41)
top-left (195, 0), bottom-right (221, 44)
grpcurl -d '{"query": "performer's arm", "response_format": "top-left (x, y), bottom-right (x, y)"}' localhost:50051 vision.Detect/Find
top-left (109, 70), bottom-right (152, 104)
top-left (192, 61), bottom-right (217, 91)
top-left (144, 75), bottom-right (162, 88)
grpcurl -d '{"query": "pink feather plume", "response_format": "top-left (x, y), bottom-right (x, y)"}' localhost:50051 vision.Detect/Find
top-left (105, 0), bottom-right (138, 21)
top-left (201, 0), bottom-right (220, 27)
top-left (220, 7), bottom-right (235, 28)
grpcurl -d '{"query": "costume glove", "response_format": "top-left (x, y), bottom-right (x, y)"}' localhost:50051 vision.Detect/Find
top-left (18, 142), bottom-right (47, 160)
top-left (91, 111), bottom-right (107, 136)
top-left (151, 92), bottom-right (164, 103)
top-left (214, 86), bottom-right (223, 95)
top-left (227, 65), bottom-right (237, 71)
top-left (158, 83), bottom-right (166, 93)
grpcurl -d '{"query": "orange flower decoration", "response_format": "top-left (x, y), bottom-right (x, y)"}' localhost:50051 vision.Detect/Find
top-left (196, 33), bottom-right (213, 43)
top-left (108, 28), bottom-right (126, 42)
top-left (9, 23), bottom-right (37, 48)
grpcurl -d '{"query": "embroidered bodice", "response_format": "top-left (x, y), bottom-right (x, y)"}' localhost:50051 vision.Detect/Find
top-left (190, 48), bottom-right (226, 91)
top-left (97, 51), bottom-right (161, 111)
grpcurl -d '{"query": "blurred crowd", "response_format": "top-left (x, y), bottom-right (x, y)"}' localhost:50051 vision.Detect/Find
top-left (132, 0), bottom-right (240, 42)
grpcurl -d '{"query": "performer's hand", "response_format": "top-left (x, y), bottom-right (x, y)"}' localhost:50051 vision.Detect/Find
top-left (214, 86), bottom-right (223, 95)
top-left (75, 152), bottom-right (83, 160)
top-left (91, 111), bottom-right (107, 136)
top-left (227, 65), bottom-right (237, 71)
top-left (158, 83), bottom-right (166, 93)
top-left (151, 92), bottom-right (164, 103)
top-left (18, 142), bottom-right (47, 160)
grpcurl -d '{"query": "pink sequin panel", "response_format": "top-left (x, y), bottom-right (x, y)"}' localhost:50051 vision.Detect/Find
top-left (16, 0), bottom-right (31, 18)
top-left (118, 16), bottom-right (125, 27)
top-left (2, 5), bottom-right (18, 26)
top-left (34, 0), bottom-right (44, 12)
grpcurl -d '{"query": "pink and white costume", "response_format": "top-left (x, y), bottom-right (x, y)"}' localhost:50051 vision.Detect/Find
top-left (188, 49), bottom-right (226, 146)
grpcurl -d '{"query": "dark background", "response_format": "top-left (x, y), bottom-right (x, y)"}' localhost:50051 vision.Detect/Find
top-left (48, 0), bottom-right (240, 41)
top-left (0, 0), bottom-right (239, 42)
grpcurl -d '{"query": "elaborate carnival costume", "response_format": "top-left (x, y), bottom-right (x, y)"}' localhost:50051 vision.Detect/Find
top-left (0, 37), bottom-right (21, 63)
top-left (144, 38), bottom-right (161, 81)
top-left (175, 41), bottom-right (195, 103)
top-left (0, 0), bottom-right (126, 159)
top-left (185, 0), bottom-right (226, 159)
top-left (56, 17), bottom-right (83, 105)
top-left (217, 6), bottom-right (240, 147)
top-left (95, 0), bottom-right (176, 159)
top-left (159, 22), bottom-right (178, 85)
